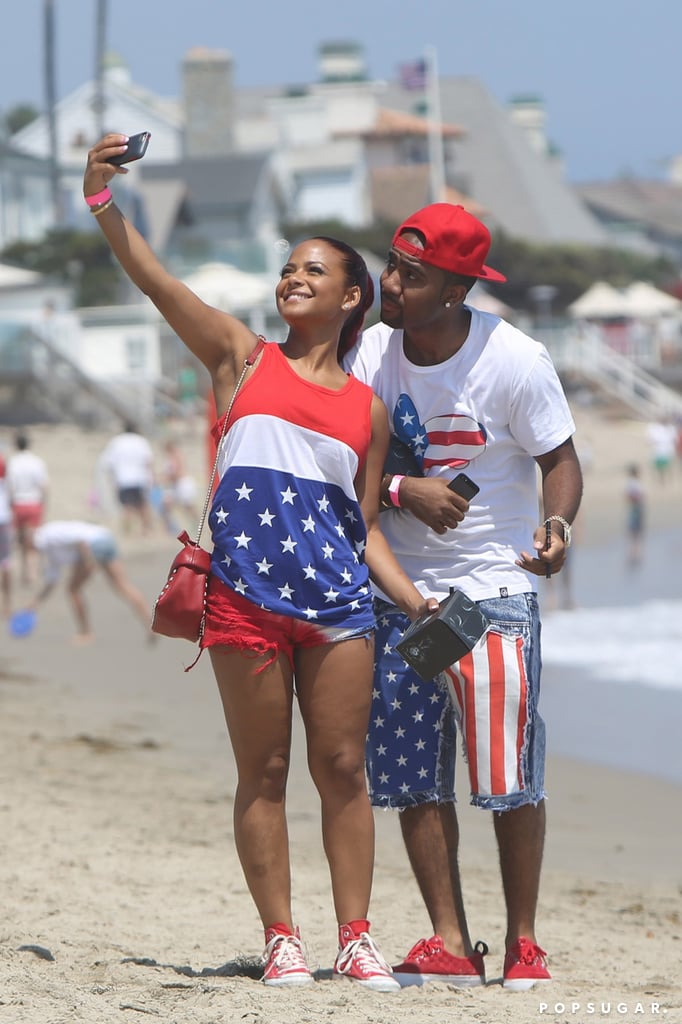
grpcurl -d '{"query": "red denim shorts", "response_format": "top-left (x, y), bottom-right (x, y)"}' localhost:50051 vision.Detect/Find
top-left (202, 574), bottom-right (372, 671)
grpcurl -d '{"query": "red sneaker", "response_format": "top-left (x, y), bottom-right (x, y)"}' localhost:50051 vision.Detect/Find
top-left (334, 921), bottom-right (400, 992)
top-left (503, 937), bottom-right (551, 991)
top-left (261, 925), bottom-right (313, 987)
top-left (393, 935), bottom-right (488, 988)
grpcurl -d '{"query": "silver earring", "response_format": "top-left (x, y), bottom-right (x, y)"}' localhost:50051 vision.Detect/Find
top-left (444, 301), bottom-right (452, 308)
top-left (342, 303), bottom-right (350, 310)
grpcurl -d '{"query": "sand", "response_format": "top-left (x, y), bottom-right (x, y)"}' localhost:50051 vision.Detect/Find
top-left (1, 407), bottom-right (681, 1024)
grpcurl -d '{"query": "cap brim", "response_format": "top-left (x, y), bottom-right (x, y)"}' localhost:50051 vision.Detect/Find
top-left (477, 265), bottom-right (507, 283)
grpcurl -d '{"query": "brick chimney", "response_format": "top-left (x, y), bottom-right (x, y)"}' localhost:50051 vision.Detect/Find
top-left (182, 47), bottom-right (234, 157)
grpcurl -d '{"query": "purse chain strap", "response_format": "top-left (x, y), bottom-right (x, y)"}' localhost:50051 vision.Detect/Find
top-left (193, 338), bottom-right (265, 544)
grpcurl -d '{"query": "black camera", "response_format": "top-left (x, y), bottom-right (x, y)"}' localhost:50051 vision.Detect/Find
top-left (396, 588), bottom-right (489, 681)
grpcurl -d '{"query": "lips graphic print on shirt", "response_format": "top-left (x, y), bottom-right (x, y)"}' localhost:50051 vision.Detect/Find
top-left (392, 394), bottom-right (487, 472)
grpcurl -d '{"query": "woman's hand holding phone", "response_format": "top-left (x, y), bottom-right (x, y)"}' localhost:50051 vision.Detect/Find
top-left (106, 131), bottom-right (151, 166)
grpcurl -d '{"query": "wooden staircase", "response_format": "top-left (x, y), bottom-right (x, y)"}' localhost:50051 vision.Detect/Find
top-left (0, 319), bottom-right (186, 430)
top-left (0, 320), bottom-right (142, 428)
top-left (540, 324), bottom-right (682, 420)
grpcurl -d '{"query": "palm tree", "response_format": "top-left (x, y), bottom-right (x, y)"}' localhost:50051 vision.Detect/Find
top-left (44, 0), bottom-right (61, 223)
top-left (93, 0), bottom-right (108, 137)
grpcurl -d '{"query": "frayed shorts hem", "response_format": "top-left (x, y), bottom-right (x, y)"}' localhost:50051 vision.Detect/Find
top-left (370, 790), bottom-right (455, 811)
top-left (470, 788), bottom-right (547, 812)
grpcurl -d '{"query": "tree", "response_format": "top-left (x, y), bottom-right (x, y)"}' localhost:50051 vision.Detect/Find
top-left (282, 218), bottom-right (676, 315)
top-left (3, 104), bottom-right (40, 136)
top-left (0, 228), bottom-right (123, 307)
top-left (485, 232), bottom-right (677, 313)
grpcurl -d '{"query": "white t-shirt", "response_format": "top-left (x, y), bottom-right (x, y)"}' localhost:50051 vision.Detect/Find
top-left (34, 520), bottom-right (114, 583)
top-left (6, 450), bottom-right (49, 506)
top-left (343, 309), bottom-right (575, 602)
top-left (100, 432), bottom-right (153, 489)
top-left (646, 420), bottom-right (677, 461)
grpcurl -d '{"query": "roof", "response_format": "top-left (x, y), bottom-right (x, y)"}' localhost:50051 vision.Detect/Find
top-left (380, 75), bottom-right (607, 246)
top-left (141, 152), bottom-right (272, 211)
top-left (353, 106), bottom-right (464, 140)
top-left (0, 264), bottom-right (42, 289)
top-left (135, 178), bottom-right (187, 252)
top-left (370, 165), bottom-right (486, 225)
top-left (576, 178), bottom-right (682, 241)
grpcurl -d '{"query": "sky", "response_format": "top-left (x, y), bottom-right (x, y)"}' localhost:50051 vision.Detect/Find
top-left (1, 0), bottom-right (680, 184)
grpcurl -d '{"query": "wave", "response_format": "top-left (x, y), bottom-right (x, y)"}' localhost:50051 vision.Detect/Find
top-left (541, 599), bottom-right (682, 692)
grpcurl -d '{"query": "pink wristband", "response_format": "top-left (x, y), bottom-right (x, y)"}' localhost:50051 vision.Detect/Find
top-left (388, 475), bottom-right (405, 508)
top-left (84, 187), bottom-right (112, 208)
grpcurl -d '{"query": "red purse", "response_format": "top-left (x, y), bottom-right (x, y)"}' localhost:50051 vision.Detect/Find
top-left (150, 530), bottom-right (212, 642)
top-left (151, 340), bottom-right (265, 648)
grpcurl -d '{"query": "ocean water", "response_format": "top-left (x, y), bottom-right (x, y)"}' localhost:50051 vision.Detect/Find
top-left (542, 600), bottom-right (682, 693)
top-left (539, 525), bottom-right (682, 785)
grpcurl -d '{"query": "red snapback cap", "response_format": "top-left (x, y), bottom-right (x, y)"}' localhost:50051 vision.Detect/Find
top-left (392, 203), bottom-right (506, 282)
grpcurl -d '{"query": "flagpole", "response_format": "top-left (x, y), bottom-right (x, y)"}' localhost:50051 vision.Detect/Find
top-left (425, 45), bottom-right (445, 203)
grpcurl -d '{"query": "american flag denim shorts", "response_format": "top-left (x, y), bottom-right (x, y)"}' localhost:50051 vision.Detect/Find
top-left (367, 593), bottom-right (546, 811)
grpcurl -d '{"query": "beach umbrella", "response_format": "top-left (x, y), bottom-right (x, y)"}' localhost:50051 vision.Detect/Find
top-left (181, 263), bottom-right (272, 313)
top-left (567, 281), bottom-right (629, 319)
top-left (623, 281), bottom-right (682, 318)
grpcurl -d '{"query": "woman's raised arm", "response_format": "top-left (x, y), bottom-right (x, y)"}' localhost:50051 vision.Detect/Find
top-left (84, 133), bottom-right (257, 383)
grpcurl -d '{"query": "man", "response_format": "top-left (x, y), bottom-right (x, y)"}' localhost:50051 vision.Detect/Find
top-left (6, 433), bottom-right (49, 585)
top-left (99, 423), bottom-right (154, 535)
top-left (31, 519), bottom-right (152, 644)
top-left (343, 203), bottom-right (582, 991)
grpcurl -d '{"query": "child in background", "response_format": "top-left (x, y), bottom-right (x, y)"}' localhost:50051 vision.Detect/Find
top-left (625, 464), bottom-right (645, 567)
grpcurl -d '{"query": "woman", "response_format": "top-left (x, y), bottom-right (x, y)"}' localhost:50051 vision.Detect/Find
top-left (84, 134), bottom-right (437, 991)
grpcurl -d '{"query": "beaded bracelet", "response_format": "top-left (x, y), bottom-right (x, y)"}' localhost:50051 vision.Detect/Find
top-left (90, 198), bottom-right (114, 217)
top-left (84, 187), bottom-right (112, 208)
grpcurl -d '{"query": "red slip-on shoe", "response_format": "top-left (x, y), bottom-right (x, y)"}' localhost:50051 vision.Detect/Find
top-left (393, 935), bottom-right (488, 988)
top-left (503, 937), bottom-right (551, 991)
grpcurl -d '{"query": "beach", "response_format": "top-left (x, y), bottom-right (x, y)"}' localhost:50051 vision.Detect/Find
top-left (1, 406), bottom-right (681, 1024)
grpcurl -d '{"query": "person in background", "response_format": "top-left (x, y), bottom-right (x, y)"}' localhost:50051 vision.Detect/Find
top-left (6, 432), bottom-right (49, 586)
top-left (344, 203), bottom-right (583, 992)
top-left (625, 463), bottom-right (645, 567)
top-left (30, 519), bottom-right (152, 645)
top-left (99, 422), bottom-right (155, 535)
top-left (158, 438), bottom-right (198, 535)
top-left (0, 452), bottom-right (12, 617)
top-left (646, 416), bottom-right (677, 484)
top-left (176, 359), bottom-right (202, 435)
top-left (83, 132), bottom-right (439, 992)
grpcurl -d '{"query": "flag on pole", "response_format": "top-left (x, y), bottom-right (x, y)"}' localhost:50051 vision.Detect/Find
top-left (399, 57), bottom-right (427, 91)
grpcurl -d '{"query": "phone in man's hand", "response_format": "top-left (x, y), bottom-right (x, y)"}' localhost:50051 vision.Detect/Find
top-left (448, 472), bottom-right (479, 501)
top-left (107, 131), bottom-right (151, 166)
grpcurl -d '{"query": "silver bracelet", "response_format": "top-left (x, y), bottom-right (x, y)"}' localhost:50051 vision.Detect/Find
top-left (544, 515), bottom-right (572, 548)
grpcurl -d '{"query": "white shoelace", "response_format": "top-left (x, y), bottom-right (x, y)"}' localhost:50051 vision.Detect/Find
top-left (335, 932), bottom-right (392, 977)
top-left (263, 932), bottom-right (309, 976)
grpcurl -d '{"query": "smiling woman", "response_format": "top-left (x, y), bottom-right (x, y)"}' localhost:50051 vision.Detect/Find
top-left (82, 132), bottom-right (439, 991)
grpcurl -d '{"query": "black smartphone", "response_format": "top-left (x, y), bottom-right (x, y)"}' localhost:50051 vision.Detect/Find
top-left (448, 472), bottom-right (479, 501)
top-left (107, 131), bottom-right (151, 166)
